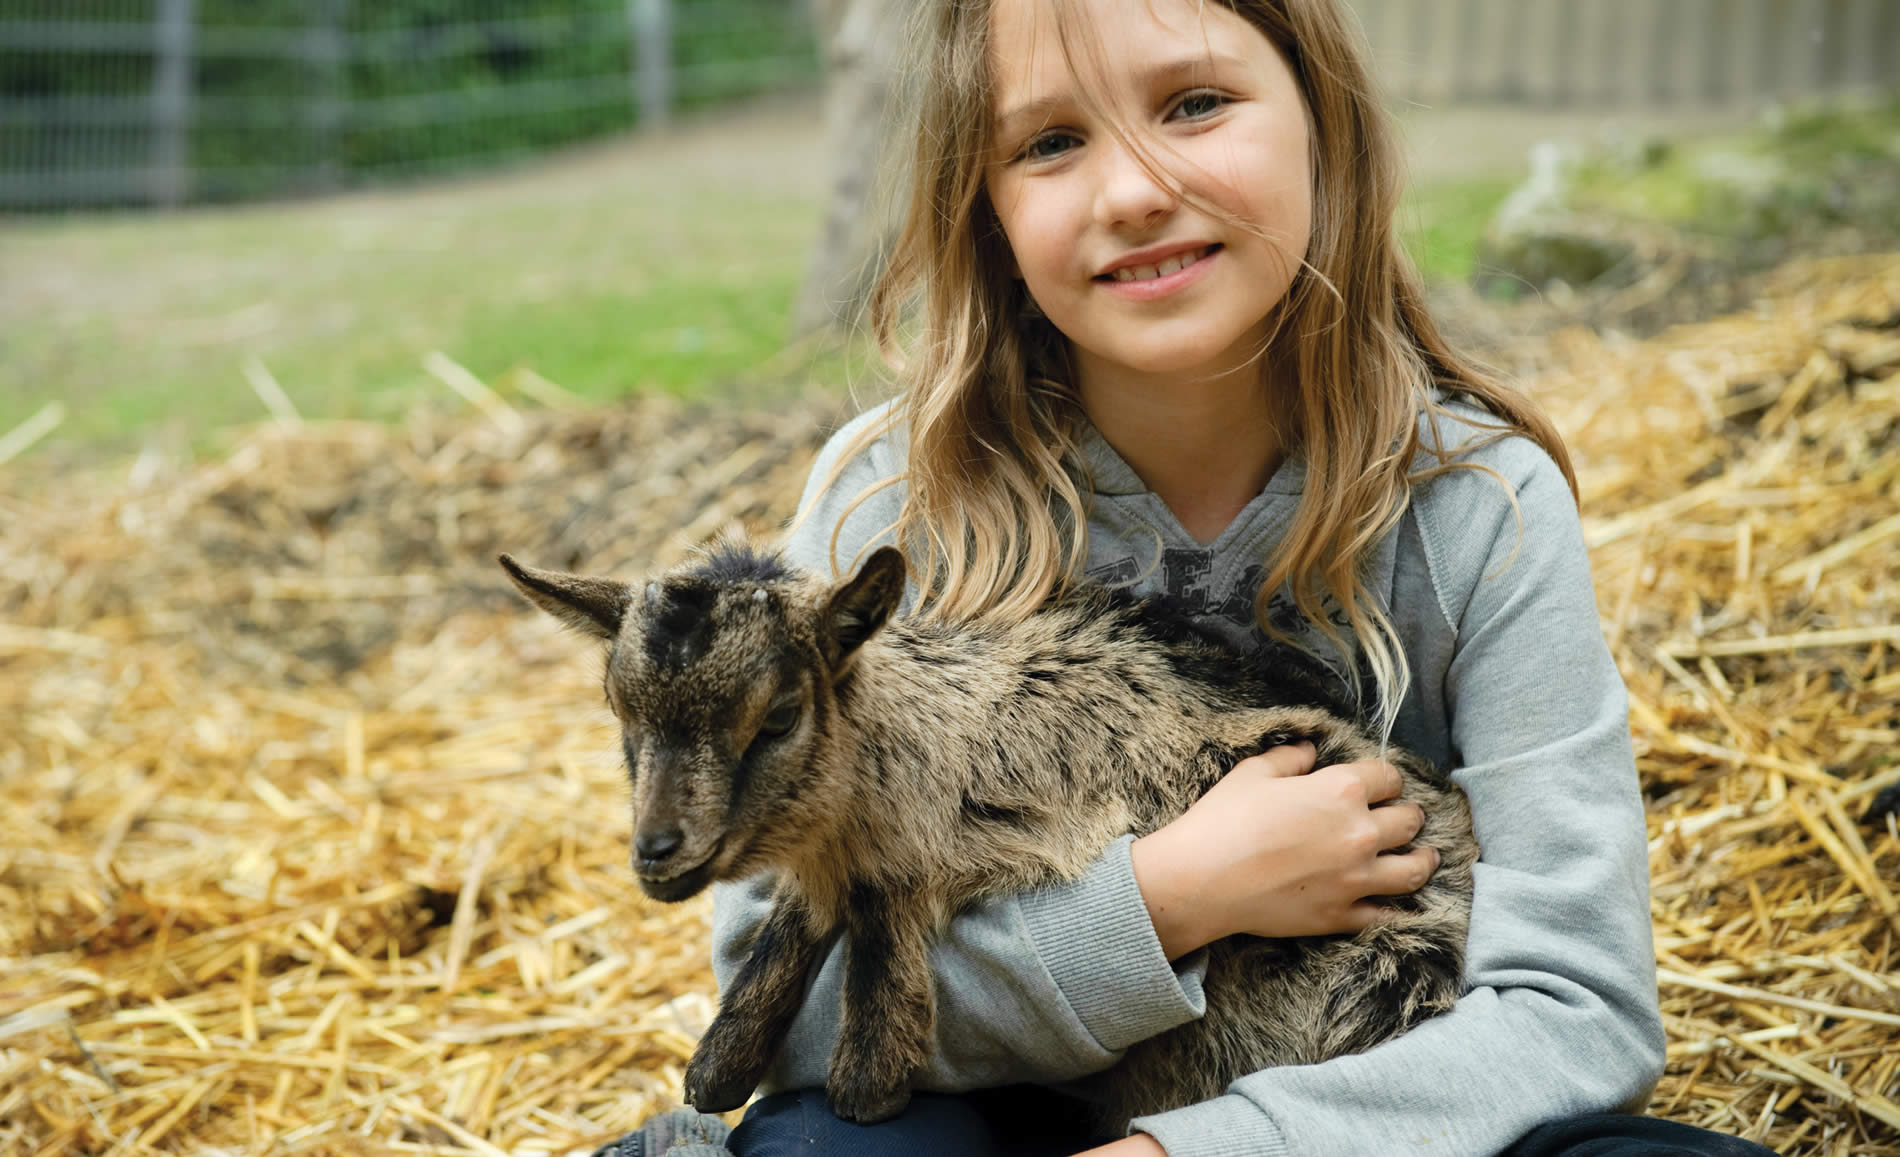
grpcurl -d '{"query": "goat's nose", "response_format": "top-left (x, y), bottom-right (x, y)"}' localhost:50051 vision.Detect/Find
top-left (635, 828), bottom-right (684, 863)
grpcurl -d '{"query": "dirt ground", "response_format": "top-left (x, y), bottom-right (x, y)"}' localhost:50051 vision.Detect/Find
top-left (0, 96), bottom-right (833, 327)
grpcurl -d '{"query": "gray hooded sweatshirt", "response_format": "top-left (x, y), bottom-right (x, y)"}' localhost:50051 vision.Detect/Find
top-left (710, 398), bottom-right (1664, 1157)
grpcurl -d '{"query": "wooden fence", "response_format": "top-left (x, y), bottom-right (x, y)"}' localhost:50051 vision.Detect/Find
top-left (1353, 0), bottom-right (1899, 108)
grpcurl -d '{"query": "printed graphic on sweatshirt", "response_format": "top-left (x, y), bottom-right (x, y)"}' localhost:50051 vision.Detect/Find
top-left (1089, 549), bottom-right (1348, 639)
top-left (1088, 548), bottom-right (1374, 714)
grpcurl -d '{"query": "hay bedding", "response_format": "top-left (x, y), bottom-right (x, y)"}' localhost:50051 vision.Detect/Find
top-left (1, 256), bottom-right (1897, 1155)
top-left (1522, 254), bottom-right (1900, 1154)
top-left (1, 387), bottom-right (831, 1155)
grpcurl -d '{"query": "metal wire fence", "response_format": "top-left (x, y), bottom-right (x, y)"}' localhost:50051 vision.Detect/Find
top-left (0, 0), bottom-right (819, 209)
top-left (2, 0), bottom-right (1894, 211)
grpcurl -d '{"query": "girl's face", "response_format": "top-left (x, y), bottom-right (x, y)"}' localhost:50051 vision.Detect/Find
top-left (984, 0), bottom-right (1313, 389)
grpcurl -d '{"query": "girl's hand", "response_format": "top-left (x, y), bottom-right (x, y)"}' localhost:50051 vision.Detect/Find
top-left (1129, 742), bottom-right (1439, 958)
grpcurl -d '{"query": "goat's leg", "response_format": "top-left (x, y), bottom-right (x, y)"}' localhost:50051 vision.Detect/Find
top-left (826, 881), bottom-right (934, 1123)
top-left (685, 886), bottom-right (830, 1114)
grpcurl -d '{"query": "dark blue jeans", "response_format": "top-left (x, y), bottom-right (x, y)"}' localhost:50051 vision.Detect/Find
top-left (728, 1087), bottom-right (1777, 1157)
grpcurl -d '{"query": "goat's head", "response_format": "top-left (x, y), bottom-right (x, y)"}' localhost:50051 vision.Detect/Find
top-left (499, 541), bottom-right (906, 902)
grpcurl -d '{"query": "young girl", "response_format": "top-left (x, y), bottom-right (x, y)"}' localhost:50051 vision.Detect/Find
top-left (660, 0), bottom-right (1776, 1154)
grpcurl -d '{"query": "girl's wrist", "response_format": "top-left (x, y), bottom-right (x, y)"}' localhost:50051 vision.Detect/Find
top-left (1130, 829), bottom-right (1217, 960)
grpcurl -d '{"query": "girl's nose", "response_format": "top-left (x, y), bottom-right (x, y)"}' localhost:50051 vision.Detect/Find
top-left (1093, 134), bottom-right (1178, 231)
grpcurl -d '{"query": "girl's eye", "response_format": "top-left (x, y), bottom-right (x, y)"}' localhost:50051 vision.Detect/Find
top-left (1022, 131), bottom-right (1080, 162)
top-left (1172, 90), bottom-right (1226, 120)
top-left (757, 702), bottom-right (801, 740)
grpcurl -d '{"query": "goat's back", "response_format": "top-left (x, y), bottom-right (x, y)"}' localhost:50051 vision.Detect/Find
top-left (828, 585), bottom-right (1376, 898)
top-left (850, 585), bottom-right (1477, 1129)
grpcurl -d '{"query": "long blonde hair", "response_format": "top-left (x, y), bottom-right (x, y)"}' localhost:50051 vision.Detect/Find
top-left (813, 0), bottom-right (1577, 730)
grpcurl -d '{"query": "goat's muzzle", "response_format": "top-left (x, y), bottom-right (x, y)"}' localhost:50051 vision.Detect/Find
top-left (634, 836), bottom-right (725, 903)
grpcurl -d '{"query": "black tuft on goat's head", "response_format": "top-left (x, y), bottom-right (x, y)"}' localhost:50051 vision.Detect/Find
top-left (499, 543), bottom-right (908, 901)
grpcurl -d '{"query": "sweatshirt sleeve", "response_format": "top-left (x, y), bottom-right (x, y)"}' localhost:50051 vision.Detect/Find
top-left (1130, 441), bottom-right (1665, 1157)
top-left (709, 404), bottom-right (1210, 1093)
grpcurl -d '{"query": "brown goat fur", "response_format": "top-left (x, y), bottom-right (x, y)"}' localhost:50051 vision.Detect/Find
top-left (500, 540), bottom-right (1476, 1129)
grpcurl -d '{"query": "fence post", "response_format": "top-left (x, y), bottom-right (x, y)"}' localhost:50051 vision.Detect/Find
top-left (308, 0), bottom-right (349, 193)
top-left (151, 0), bottom-right (195, 207)
top-left (629, 0), bottom-right (674, 129)
top-left (1880, 0), bottom-right (1900, 94)
top-left (1546, 0), bottom-right (1577, 104)
top-left (1840, 0), bottom-right (1879, 92)
top-left (1694, 0), bottom-right (1729, 104)
top-left (1645, 0), bottom-right (1678, 104)
top-left (1818, 0), bottom-right (1857, 96)
top-left (1793, 0), bottom-right (1828, 97)
top-left (1490, 0), bottom-right (1530, 102)
top-left (1450, 0), bottom-right (1483, 103)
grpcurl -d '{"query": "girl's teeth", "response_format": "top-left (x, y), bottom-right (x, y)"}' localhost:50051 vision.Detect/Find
top-left (1110, 248), bottom-right (1204, 283)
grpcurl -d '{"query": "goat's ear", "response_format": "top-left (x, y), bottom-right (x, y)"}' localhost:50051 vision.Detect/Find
top-left (499, 554), bottom-right (631, 640)
top-left (824, 547), bottom-right (906, 669)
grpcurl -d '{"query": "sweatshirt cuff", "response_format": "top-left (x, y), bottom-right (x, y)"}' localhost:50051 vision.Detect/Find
top-left (1017, 835), bottom-right (1206, 1052)
top-left (1132, 1094), bottom-right (1291, 1157)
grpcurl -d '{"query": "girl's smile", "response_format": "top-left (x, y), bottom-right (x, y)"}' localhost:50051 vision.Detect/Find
top-left (1095, 242), bottom-right (1223, 299)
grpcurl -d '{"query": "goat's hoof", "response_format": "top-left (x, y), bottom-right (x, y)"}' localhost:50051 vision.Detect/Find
top-left (826, 1077), bottom-right (911, 1124)
top-left (683, 1060), bottom-right (758, 1115)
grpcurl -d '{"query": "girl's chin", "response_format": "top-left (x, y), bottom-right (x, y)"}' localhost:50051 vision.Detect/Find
top-left (1076, 339), bottom-right (1268, 384)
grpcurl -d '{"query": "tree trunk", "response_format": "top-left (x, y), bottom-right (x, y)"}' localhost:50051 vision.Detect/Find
top-left (792, 0), bottom-right (915, 337)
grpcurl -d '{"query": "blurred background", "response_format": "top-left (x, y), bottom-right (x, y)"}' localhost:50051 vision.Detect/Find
top-left (1, 0), bottom-right (1895, 462)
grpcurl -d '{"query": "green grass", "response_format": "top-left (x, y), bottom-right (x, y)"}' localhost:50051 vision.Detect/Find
top-left (0, 110), bottom-right (1515, 461)
top-left (1399, 177), bottom-right (1517, 283)
top-left (0, 108), bottom-right (828, 460)
top-left (451, 278), bottom-right (804, 398)
top-left (0, 200), bottom-right (818, 453)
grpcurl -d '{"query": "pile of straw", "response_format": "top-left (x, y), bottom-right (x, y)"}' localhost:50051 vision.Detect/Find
top-left (2, 384), bottom-right (830, 1155)
top-left (3, 255), bottom-right (1897, 1155)
top-left (1527, 253), bottom-right (1900, 1154)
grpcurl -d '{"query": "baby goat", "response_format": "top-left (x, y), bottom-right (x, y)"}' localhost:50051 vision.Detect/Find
top-left (500, 541), bottom-right (1475, 1130)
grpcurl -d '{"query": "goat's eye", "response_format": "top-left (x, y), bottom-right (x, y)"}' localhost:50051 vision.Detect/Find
top-left (757, 702), bottom-right (801, 740)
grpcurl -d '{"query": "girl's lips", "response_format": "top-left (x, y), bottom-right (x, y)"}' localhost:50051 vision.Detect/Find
top-left (1095, 245), bottom-right (1221, 301)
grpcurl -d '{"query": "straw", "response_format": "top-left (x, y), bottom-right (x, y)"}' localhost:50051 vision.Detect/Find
top-left (0, 400), bottom-right (65, 466)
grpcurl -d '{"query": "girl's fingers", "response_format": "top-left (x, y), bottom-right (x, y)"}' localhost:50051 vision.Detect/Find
top-left (1363, 845), bottom-right (1441, 899)
top-left (1238, 740), bottom-right (1318, 779)
top-left (1333, 759), bottom-right (1404, 803)
top-left (1371, 800), bottom-right (1426, 849)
